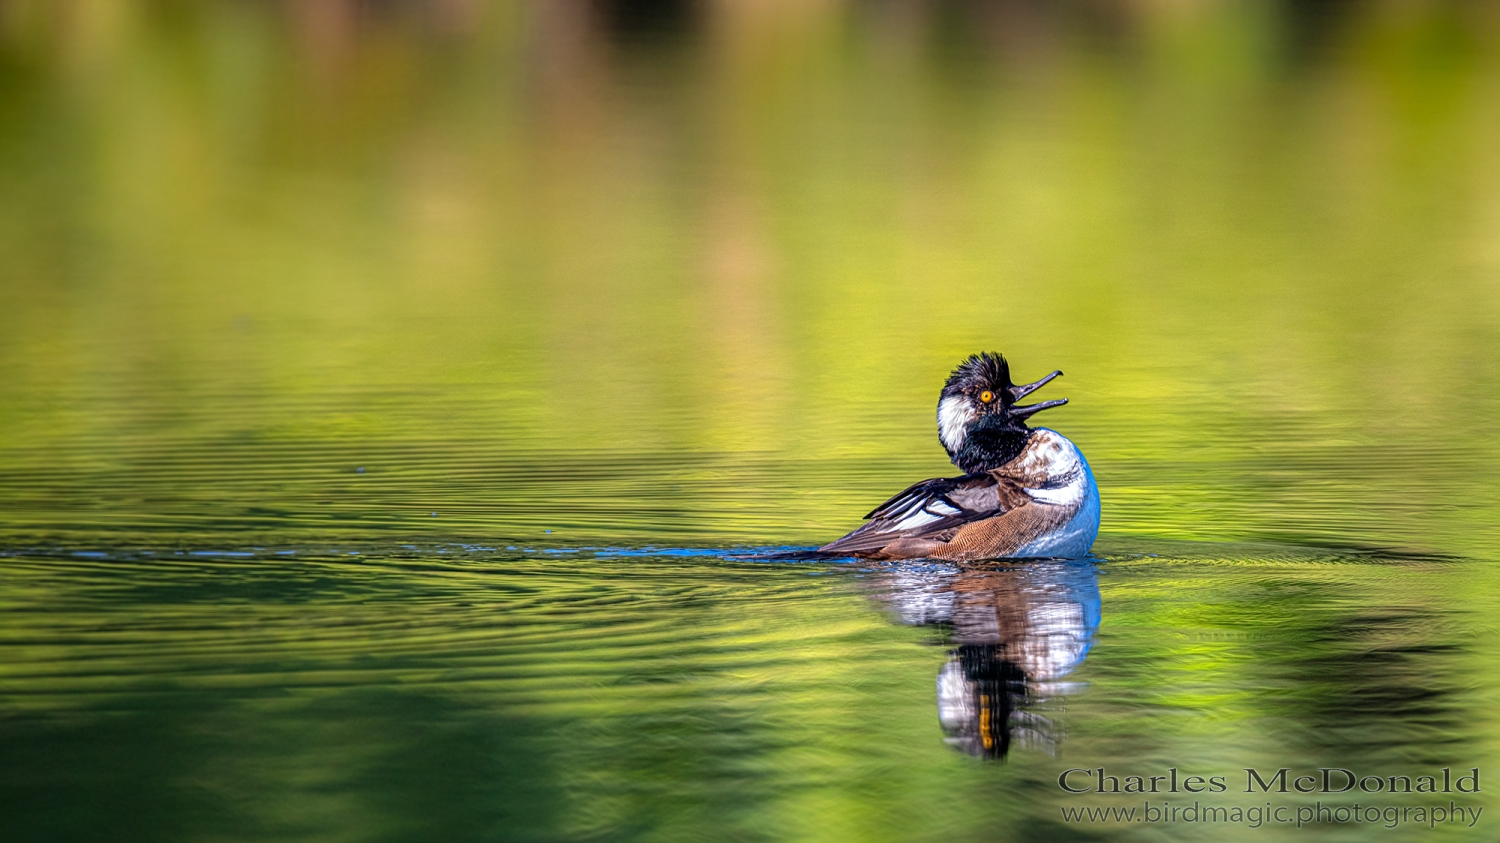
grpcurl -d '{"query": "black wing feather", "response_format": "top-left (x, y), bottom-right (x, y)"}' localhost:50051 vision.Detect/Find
top-left (865, 475), bottom-right (984, 520)
top-left (820, 473), bottom-right (1007, 555)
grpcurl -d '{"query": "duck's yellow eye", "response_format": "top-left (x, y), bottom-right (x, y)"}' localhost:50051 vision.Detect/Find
top-left (979, 390), bottom-right (995, 404)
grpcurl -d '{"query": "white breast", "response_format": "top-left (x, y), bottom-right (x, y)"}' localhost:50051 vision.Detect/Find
top-left (1012, 429), bottom-right (1100, 558)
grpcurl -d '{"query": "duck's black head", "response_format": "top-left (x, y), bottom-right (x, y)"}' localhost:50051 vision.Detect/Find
top-left (937, 352), bottom-right (1067, 473)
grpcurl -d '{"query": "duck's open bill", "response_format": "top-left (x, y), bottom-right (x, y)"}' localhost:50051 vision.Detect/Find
top-left (1010, 398), bottom-right (1068, 418)
top-left (1009, 369), bottom-right (1062, 402)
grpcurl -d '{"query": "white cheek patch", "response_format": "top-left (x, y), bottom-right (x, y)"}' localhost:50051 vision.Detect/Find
top-left (937, 396), bottom-right (975, 454)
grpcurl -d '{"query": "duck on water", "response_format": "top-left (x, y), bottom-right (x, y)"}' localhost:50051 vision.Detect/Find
top-left (820, 352), bottom-right (1099, 561)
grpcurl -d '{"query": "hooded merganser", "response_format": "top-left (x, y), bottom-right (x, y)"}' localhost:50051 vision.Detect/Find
top-left (820, 352), bottom-right (1099, 560)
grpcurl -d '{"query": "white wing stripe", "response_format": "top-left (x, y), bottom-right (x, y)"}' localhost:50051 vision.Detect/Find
top-left (890, 510), bottom-right (943, 531)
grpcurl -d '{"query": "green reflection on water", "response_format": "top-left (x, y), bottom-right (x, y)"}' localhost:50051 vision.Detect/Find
top-left (2, 2), bottom-right (1500, 842)
top-left (1, 0), bottom-right (1498, 555)
top-left (3, 548), bottom-right (1498, 843)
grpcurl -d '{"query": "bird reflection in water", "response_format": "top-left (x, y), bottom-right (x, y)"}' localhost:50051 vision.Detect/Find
top-left (867, 560), bottom-right (1100, 759)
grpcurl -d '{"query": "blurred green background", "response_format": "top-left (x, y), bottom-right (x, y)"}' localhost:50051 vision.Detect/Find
top-left (2, 0), bottom-right (1498, 556)
top-left (3, 4), bottom-right (1500, 843)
